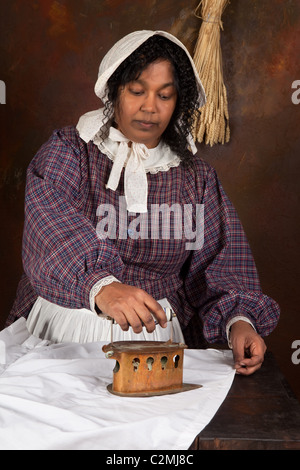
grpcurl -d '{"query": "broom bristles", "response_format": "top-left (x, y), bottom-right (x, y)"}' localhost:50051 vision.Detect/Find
top-left (193, 0), bottom-right (230, 146)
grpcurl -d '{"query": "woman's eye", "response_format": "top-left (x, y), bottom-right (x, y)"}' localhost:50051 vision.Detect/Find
top-left (129, 89), bottom-right (143, 96)
top-left (159, 95), bottom-right (171, 101)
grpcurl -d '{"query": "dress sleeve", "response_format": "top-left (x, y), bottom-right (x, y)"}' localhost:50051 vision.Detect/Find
top-left (22, 128), bottom-right (124, 310)
top-left (183, 165), bottom-right (280, 343)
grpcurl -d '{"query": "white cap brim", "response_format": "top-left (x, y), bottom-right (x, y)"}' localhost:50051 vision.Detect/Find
top-left (94, 30), bottom-right (206, 107)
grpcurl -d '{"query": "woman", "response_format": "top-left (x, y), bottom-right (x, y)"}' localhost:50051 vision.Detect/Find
top-left (7, 30), bottom-right (280, 375)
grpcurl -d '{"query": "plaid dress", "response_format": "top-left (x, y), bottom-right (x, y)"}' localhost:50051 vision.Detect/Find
top-left (6, 126), bottom-right (280, 347)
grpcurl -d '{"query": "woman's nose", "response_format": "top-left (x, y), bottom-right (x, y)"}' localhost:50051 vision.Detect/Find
top-left (140, 93), bottom-right (156, 113)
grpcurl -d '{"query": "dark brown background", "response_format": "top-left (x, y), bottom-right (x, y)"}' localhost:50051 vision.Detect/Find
top-left (1, 0), bottom-right (299, 400)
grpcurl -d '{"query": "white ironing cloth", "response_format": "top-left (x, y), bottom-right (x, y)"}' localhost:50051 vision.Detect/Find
top-left (0, 318), bottom-right (235, 450)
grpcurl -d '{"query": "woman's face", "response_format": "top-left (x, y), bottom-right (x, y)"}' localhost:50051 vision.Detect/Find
top-left (114, 59), bottom-right (178, 148)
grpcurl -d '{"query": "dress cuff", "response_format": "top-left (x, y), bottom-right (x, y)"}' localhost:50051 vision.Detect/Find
top-left (226, 316), bottom-right (256, 349)
top-left (89, 275), bottom-right (120, 314)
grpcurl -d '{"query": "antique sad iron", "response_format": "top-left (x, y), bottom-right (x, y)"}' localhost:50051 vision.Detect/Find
top-left (102, 309), bottom-right (202, 397)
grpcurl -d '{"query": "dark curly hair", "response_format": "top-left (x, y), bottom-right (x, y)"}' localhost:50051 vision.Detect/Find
top-left (102, 35), bottom-right (200, 166)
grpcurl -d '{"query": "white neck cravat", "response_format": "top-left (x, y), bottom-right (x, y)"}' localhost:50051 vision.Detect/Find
top-left (105, 127), bottom-right (149, 213)
top-left (76, 108), bottom-right (184, 213)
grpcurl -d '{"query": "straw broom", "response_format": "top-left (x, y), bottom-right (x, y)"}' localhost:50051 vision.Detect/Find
top-left (193, 0), bottom-right (230, 146)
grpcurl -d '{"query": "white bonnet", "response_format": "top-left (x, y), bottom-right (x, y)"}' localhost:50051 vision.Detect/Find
top-left (94, 30), bottom-right (206, 107)
top-left (76, 31), bottom-right (206, 213)
top-left (77, 30), bottom-right (205, 146)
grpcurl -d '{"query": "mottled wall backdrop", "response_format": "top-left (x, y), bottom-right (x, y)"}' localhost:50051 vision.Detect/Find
top-left (0, 0), bottom-right (299, 398)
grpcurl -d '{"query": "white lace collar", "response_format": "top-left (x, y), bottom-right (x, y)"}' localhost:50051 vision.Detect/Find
top-left (77, 109), bottom-right (186, 212)
top-left (95, 127), bottom-right (181, 213)
top-left (93, 127), bottom-right (181, 175)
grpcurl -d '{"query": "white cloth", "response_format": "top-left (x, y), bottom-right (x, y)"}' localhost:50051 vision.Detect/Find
top-left (26, 296), bottom-right (185, 344)
top-left (97, 124), bottom-right (182, 174)
top-left (0, 318), bottom-right (235, 450)
top-left (105, 127), bottom-right (152, 213)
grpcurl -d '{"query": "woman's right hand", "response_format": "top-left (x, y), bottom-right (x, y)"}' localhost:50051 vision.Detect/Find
top-left (95, 282), bottom-right (168, 334)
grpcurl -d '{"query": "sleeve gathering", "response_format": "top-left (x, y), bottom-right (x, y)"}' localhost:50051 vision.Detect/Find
top-left (22, 128), bottom-right (124, 311)
top-left (182, 165), bottom-right (280, 343)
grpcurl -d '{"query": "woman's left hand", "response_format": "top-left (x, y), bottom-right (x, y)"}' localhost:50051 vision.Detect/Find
top-left (230, 320), bottom-right (267, 375)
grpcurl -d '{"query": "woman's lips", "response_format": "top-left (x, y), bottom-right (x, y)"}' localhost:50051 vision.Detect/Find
top-left (135, 120), bottom-right (157, 129)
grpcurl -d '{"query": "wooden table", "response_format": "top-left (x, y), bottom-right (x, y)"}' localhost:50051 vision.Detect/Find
top-left (189, 351), bottom-right (300, 450)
